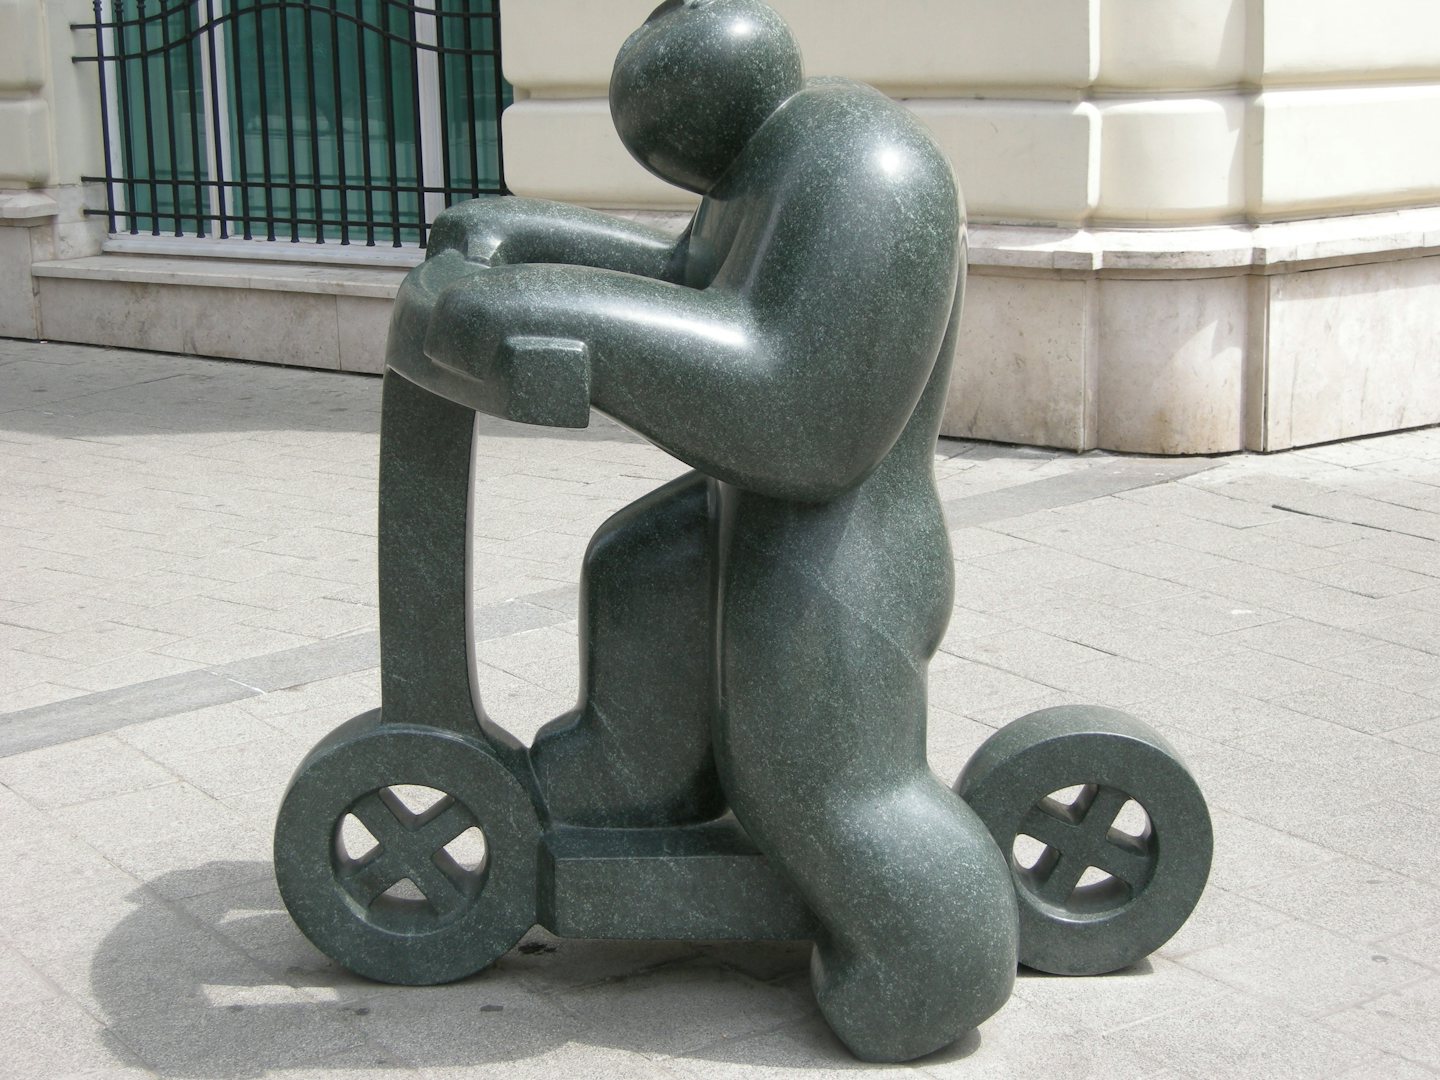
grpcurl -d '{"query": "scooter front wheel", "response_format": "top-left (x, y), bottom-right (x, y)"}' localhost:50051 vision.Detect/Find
top-left (274, 710), bottom-right (540, 985)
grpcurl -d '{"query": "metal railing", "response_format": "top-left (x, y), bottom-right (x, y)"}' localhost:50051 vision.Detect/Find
top-left (74, 0), bottom-right (509, 248)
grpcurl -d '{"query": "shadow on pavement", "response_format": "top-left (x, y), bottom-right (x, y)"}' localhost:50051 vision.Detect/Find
top-left (92, 861), bottom-right (987, 1076)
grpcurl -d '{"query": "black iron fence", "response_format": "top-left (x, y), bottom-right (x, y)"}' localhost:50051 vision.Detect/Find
top-left (74, 0), bottom-right (509, 248)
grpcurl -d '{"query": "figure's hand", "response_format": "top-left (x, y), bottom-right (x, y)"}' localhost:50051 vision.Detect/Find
top-left (426, 196), bottom-right (687, 280)
top-left (423, 277), bottom-right (592, 429)
top-left (426, 196), bottom-right (507, 264)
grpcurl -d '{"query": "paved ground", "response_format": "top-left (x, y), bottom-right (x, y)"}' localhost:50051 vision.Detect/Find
top-left (2, 337), bottom-right (1439, 1079)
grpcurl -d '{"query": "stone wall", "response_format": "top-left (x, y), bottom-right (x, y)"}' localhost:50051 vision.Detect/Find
top-left (3, 0), bottom-right (1438, 454)
top-left (0, 0), bottom-right (106, 339)
top-left (500, 0), bottom-right (1440, 453)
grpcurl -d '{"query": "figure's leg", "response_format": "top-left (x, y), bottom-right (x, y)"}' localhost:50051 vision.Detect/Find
top-left (528, 470), bottom-right (724, 827)
top-left (714, 492), bottom-right (1018, 1063)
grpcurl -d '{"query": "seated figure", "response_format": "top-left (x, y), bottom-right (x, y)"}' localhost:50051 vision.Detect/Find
top-left (386, 0), bottom-right (1017, 1061)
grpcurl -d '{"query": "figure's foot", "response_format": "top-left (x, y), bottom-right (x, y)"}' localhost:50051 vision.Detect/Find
top-left (759, 778), bottom-right (1019, 1062)
top-left (529, 706), bottom-right (725, 827)
top-left (811, 921), bottom-right (1012, 1062)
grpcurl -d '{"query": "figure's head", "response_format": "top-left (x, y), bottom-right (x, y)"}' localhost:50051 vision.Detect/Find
top-left (611, 0), bottom-right (804, 195)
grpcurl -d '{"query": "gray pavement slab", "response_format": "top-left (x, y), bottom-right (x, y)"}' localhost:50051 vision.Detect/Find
top-left (2, 339), bottom-right (1439, 1078)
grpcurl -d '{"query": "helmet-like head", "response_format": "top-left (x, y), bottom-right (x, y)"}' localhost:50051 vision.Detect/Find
top-left (611, 0), bottom-right (804, 194)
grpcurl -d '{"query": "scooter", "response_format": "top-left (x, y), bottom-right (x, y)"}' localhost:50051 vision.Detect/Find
top-left (273, 368), bottom-right (1213, 988)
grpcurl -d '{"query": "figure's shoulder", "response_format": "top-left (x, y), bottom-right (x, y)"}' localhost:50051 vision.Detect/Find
top-left (757, 78), bottom-right (955, 189)
top-left (725, 77), bottom-right (957, 222)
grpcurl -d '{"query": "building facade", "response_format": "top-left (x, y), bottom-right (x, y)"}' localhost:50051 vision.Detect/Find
top-left (3, 0), bottom-right (1440, 454)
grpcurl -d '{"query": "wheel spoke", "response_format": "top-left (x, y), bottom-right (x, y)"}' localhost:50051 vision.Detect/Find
top-left (1076, 785), bottom-right (1129, 833)
top-left (338, 850), bottom-right (408, 908)
top-left (1019, 803), bottom-right (1079, 852)
top-left (413, 797), bottom-right (478, 852)
top-left (1020, 786), bottom-right (1156, 898)
top-left (1030, 849), bottom-right (1088, 904)
top-left (406, 855), bottom-right (469, 916)
top-left (1092, 831), bottom-right (1154, 887)
top-left (350, 790), bottom-right (408, 849)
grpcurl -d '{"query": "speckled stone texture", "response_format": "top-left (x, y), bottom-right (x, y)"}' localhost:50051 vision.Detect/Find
top-left (275, 0), bottom-right (1198, 1065)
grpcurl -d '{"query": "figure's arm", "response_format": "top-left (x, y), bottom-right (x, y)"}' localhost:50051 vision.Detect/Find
top-left (427, 196), bottom-right (690, 282)
top-left (419, 263), bottom-right (947, 502)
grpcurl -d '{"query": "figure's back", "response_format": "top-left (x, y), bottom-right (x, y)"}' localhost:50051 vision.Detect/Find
top-left (680, 77), bottom-right (963, 492)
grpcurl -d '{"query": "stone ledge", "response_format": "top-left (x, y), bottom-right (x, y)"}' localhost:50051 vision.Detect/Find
top-left (30, 253), bottom-right (409, 299)
top-left (103, 233), bottom-right (425, 267)
top-left (969, 206), bottom-right (1440, 276)
top-left (0, 190), bottom-right (60, 226)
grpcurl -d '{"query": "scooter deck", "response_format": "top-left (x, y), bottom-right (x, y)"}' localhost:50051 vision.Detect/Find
top-left (539, 815), bottom-right (819, 941)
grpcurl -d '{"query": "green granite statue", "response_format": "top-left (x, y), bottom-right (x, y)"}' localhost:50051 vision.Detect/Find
top-left (274, 0), bottom-right (1213, 1062)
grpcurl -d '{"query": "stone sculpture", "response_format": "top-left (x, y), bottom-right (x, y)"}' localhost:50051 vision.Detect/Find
top-left (273, 0), bottom-right (1213, 1062)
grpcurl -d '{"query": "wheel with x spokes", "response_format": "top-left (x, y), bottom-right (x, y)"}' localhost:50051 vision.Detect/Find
top-left (274, 710), bottom-right (540, 985)
top-left (954, 705), bottom-right (1212, 976)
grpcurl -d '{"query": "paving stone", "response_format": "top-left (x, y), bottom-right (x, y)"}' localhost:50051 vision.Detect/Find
top-left (1204, 810), bottom-right (1343, 894)
top-left (1131, 592), bottom-right (1289, 637)
top-left (1383, 715), bottom-right (1440, 756)
top-left (1219, 617), bottom-right (1384, 664)
top-left (1180, 918), bottom-right (1430, 1018)
top-left (1125, 686), bottom-right (1311, 746)
top-left (1286, 799), bottom-right (1440, 888)
top-left (917, 994), bottom-right (1171, 1080)
top-left (1155, 885), bottom-right (1291, 961)
top-left (0, 594), bottom-right (152, 635)
top-left (553, 957), bottom-right (814, 1058)
top-left (1322, 976), bottom-right (1440, 1073)
top-left (1012, 955), bottom-right (1224, 1036)
top-left (1318, 642), bottom-right (1440, 694)
top-left (1268, 584), bottom-right (1409, 629)
top-left (1051, 567), bottom-right (1195, 609)
top-left (949, 628), bottom-right (1114, 685)
top-left (1331, 1053), bottom-right (1439, 1080)
top-left (1245, 856), bottom-right (1440, 945)
top-left (1298, 558), bottom-right (1440, 599)
top-left (1100, 996), bottom-right (1371, 1080)
top-left (928, 657), bottom-right (1058, 716)
top-left (0, 733), bottom-right (175, 810)
top-left (57, 652), bottom-right (207, 695)
top-left (1375, 920), bottom-right (1440, 972)
top-left (1285, 677), bottom-right (1440, 734)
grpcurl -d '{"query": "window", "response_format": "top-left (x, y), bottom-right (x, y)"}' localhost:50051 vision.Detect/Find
top-left (82, 0), bottom-right (509, 248)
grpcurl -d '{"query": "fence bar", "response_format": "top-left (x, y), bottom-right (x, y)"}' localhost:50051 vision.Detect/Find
top-left (157, 0), bottom-right (182, 234)
top-left (327, 0), bottom-right (351, 244)
top-left (91, 1), bottom-right (119, 233)
top-left (200, 0), bottom-right (228, 237)
top-left (434, 4), bottom-right (452, 211)
top-left (253, 0), bottom-right (277, 239)
top-left (407, 0), bottom-right (427, 245)
top-left (380, 2), bottom-right (403, 246)
top-left (277, 0), bottom-right (298, 241)
top-left (227, 0), bottom-right (252, 237)
top-left (461, 1), bottom-right (479, 195)
top-left (136, 0), bottom-right (162, 234)
top-left (302, 3), bottom-right (324, 243)
top-left (489, 0), bottom-right (505, 191)
top-left (355, 2), bottom-right (378, 246)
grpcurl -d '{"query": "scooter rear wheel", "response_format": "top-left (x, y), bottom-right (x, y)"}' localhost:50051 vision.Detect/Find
top-left (954, 705), bottom-right (1212, 976)
top-left (274, 710), bottom-right (540, 985)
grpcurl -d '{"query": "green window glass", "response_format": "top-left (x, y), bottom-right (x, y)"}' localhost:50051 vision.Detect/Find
top-left (107, 0), bottom-right (509, 245)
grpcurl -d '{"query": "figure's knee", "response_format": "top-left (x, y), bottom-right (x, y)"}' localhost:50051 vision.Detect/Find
top-left (529, 470), bottom-right (722, 827)
top-left (584, 471), bottom-right (712, 592)
top-left (582, 471), bottom-right (714, 660)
